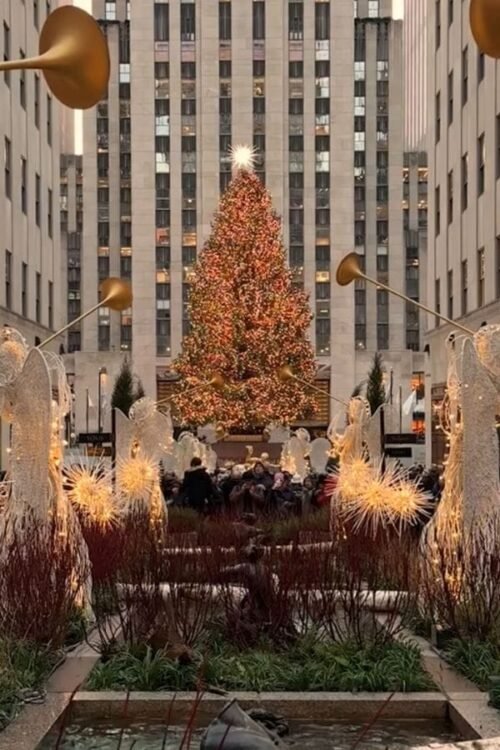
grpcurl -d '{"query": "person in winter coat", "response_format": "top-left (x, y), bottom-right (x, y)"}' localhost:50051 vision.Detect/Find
top-left (182, 457), bottom-right (214, 514)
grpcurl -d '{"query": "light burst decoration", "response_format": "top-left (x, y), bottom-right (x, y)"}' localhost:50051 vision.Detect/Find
top-left (333, 458), bottom-right (431, 537)
top-left (230, 144), bottom-right (257, 171)
top-left (66, 460), bottom-right (117, 529)
top-left (116, 455), bottom-right (157, 506)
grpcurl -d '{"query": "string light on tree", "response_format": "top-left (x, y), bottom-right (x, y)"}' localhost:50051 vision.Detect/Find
top-left (174, 145), bottom-right (317, 429)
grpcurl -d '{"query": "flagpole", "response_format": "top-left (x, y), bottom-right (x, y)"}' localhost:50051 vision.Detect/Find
top-left (86, 389), bottom-right (89, 433)
top-left (399, 385), bottom-right (403, 433)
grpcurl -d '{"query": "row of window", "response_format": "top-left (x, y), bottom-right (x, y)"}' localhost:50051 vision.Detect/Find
top-left (434, 241), bottom-right (497, 323)
top-left (153, 2), bottom-right (331, 43)
top-left (435, 46), bottom-right (484, 143)
top-left (5, 251), bottom-right (52, 327)
top-left (4, 139), bottom-right (53, 234)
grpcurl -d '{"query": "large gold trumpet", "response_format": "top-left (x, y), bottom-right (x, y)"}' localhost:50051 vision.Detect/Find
top-left (470, 0), bottom-right (500, 59)
top-left (277, 365), bottom-right (348, 407)
top-left (39, 278), bottom-right (132, 348)
top-left (0, 6), bottom-right (109, 109)
top-left (156, 373), bottom-right (227, 408)
top-left (336, 252), bottom-right (474, 336)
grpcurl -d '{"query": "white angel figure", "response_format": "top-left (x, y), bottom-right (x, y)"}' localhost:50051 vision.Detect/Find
top-left (115, 397), bottom-right (171, 525)
top-left (309, 437), bottom-right (332, 474)
top-left (337, 397), bottom-right (371, 463)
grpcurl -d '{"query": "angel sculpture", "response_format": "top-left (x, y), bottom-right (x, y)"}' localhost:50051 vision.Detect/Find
top-left (280, 428), bottom-right (311, 480)
top-left (115, 397), bottom-right (172, 528)
top-left (0, 327), bottom-right (90, 605)
top-left (173, 431), bottom-right (205, 478)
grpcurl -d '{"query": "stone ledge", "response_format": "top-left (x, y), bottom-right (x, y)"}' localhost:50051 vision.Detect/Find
top-left (70, 691), bottom-right (448, 723)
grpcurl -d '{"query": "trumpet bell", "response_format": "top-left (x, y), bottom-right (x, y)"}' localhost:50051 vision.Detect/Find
top-left (210, 373), bottom-right (227, 391)
top-left (278, 365), bottom-right (295, 383)
top-left (470, 0), bottom-right (500, 58)
top-left (39, 7), bottom-right (110, 109)
top-left (336, 252), bottom-right (363, 286)
top-left (100, 278), bottom-right (133, 311)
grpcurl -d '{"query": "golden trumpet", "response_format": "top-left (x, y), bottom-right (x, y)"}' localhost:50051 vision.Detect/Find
top-left (39, 278), bottom-right (132, 348)
top-left (0, 6), bottom-right (110, 109)
top-left (336, 252), bottom-right (474, 336)
top-left (156, 373), bottom-right (227, 408)
top-left (470, 0), bottom-right (500, 59)
top-left (277, 365), bottom-right (347, 407)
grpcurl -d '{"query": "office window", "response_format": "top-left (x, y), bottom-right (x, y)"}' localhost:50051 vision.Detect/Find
top-left (436, 0), bottom-right (441, 48)
top-left (105, 1), bottom-right (116, 20)
top-left (47, 94), bottom-right (52, 145)
top-left (461, 153), bottom-right (468, 211)
top-left (497, 237), bottom-right (500, 299)
top-left (462, 46), bottom-right (468, 105)
top-left (4, 138), bottom-right (11, 199)
top-left (180, 3), bottom-right (195, 41)
top-left (48, 188), bottom-right (53, 238)
top-left (435, 92), bottom-right (441, 143)
top-left (447, 270), bottom-right (453, 319)
top-left (20, 157), bottom-right (27, 214)
top-left (448, 0), bottom-right (453, 25)
top-left (48, 281), bottom-right (53, 329)
top-left (478, 51), bottom-right (485, 82)
top-left (315, 2), bottom-right (330, 40)
top-left (34, 74), bottom-right (40, 128)
top-left (219, 1), bottom-right (231, 40)
top-left (497, 115), bottom-right (500, 180)
top-left (368, 0), bottom-right (379, 17)
top-left (21, 262), bottom-right (27, 317)
top-left (36, 272), bottom-right (41, 323)
top-left (447, 170), bottom-right (453, 224)
top-left (154, 3), bottom-right (169, 41)
top-left (253, 1), bottom-right (265, 39)
top-left (34, 0), bottom-right (39, 28)
top-left (461, 260), bottom-right (468, 316)
top-left (3, 23), bottom-right (10, 86)
top-left (5, 250), bottom-right (11, 310)
top-left (435, 185), bottom-right (440, 236)
top-left (19, 50), bottom-right (26, 108)
top-left (448, 71), bottom-right (453, 124)
top-left (478, 133), bottom-right (485, 195)
top-left (478, 247), bottom-right (485, 307)
top-left (377, 290), bottom-right (389, 350)
top-left (289, 2), bottom-right (303, 40)
top-left (435, 278), bottom-right (441, 327)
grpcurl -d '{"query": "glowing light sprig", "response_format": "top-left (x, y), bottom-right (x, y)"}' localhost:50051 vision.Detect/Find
top-left (66, 460), bottom-right (118, 529)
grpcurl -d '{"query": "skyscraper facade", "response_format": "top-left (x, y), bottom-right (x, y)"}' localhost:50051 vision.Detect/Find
top-left (0, 0), bottom-right (62, 467)
top-left (427, 0), bottom-right (500, 460)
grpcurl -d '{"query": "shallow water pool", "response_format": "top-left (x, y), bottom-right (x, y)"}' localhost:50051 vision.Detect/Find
top-left (38, 718), bottom-right (461, 749)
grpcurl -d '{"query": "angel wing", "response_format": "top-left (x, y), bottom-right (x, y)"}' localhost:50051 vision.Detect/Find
top-left (309, 437), bottom-right (331, 474)
top-left (114, 409), bottom-right (135, 462)
top-left (8, 349), bottom-right (52, 517)
top-left (461, 337), bottom-right (500, 526)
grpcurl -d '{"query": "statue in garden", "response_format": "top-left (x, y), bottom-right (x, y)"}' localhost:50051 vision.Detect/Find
top-left (202, 700), bottom-right (288, 750)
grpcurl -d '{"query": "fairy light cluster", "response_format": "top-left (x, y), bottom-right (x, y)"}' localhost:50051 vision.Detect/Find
top-left (66, 461), bottom-right (117, 529)
top-left (174, 163), bottom-right (317, 429)
top-left (334, 457), bottom-right (431, 537)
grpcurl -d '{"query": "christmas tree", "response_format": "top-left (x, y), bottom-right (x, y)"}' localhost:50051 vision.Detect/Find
top-left (111, 360), bottom-right (145, 415)
top-left (174, 148), bottom-right (317, 429)
top-left (366, 352), bottom-right (386, 415)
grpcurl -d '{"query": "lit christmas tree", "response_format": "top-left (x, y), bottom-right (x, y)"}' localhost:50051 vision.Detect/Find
top-left (174, 147), bottom-right (317, 429)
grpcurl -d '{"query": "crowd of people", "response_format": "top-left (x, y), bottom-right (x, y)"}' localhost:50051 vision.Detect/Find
top-left (160, 457), bottom-right (444, 519)
top-left (161, 458), bottom-right (333, 518)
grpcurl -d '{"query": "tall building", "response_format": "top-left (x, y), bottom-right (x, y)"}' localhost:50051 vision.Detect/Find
top-left (353, 0), bottom-right (425, 415)
top-left (427, 1), bottom-right (500, 461)
top-left (72, 0), bottom-right (425, 435)
top-left (0, 0), bottom-right (62, 467)
top-left (76, 0), bottom-right (354, 430)
top-left (403, 0), bottom-right (427, 152)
